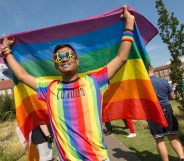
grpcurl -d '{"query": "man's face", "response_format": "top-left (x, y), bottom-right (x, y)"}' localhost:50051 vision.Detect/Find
top-left (54, 47), bottom-right (79, 74)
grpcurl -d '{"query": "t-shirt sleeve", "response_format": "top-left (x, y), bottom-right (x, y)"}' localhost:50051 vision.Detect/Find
top-left (36, 78), bottom-right (52, 101)
top-left (89, 66), bottom-right (109, 93)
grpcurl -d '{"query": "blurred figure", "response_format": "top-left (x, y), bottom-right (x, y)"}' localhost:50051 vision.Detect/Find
top-left (104, 119), bottom-right (136, 138)
top-left (29, 124), bottom-right (54, 161)
top-left (125, 119), bottom-right (136, 138)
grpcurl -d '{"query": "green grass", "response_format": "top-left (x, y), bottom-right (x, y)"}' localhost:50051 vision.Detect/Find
top-left (0, 121), bottom-right (27, 161)
top-left (0, 121), bottom-right (57, 161)
top-left (0, 101), bottom-right (183, 161)
top-left (109, 100), bottom-right (184, 161)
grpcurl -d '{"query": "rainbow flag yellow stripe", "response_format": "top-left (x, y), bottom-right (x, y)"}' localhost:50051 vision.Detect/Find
top-left (0, 6), bottom-right (168, 144)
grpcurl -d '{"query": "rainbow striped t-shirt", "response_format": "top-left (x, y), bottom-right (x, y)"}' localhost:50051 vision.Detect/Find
top-left (36, 67), bottom-right (109, 161)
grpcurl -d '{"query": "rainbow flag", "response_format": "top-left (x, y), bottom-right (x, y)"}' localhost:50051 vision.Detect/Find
top-left (0, 6), bottom-right (167, 144)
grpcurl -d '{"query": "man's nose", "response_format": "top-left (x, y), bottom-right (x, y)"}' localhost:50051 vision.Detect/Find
top-left (62, 56), bottom-right (68, 61)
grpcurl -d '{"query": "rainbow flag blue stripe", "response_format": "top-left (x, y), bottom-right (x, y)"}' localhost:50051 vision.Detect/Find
top-left (0, 6), bottom-right (167, 145)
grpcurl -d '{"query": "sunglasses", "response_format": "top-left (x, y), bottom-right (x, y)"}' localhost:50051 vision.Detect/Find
top-left (53, 50), bottom-right (77, 63)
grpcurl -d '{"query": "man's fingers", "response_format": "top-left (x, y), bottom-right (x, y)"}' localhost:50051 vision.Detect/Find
top-left (2, 34), bottom-right (15, 43)
top-left (123, 5), bottom-right (128, 16)
top-left (120, 14), bottom-right (124, 19)
top-left (2, 34), bottom-right (8, 41)
top-left (10, 36), bottom-right (16, 42)
top-left (120, 5), bottom-right (127, 20)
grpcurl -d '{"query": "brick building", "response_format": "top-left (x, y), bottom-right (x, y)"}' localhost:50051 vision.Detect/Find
top-left (154, 62), bottom-right (184, 84)
top-left (0, 79), bottom-right (14, 97)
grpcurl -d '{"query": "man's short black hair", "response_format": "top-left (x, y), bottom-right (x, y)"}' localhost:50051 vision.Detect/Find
top-left (54, 44), bottom-right (76, 55)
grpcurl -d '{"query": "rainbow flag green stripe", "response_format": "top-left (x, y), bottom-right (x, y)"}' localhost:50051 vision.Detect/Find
top-left (0, 6), bottom-right (168, 147)
top-left (16, 40), bottom-right (149, 77)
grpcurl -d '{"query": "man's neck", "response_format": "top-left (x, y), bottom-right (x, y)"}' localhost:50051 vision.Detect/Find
top-left (62, 73), bottom-right (79, 83)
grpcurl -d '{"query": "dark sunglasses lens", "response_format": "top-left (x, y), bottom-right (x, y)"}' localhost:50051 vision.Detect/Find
top-left (68, 51), bottom-right (75, 59)
top-left (65, 52), bottom-right (70, 59)
top-left (58, 54), bottom-right (64, 60)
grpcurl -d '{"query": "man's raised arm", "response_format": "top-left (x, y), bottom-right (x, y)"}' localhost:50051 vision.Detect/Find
top-left (107, 5), bottom-right (135, 80)
top-left (1, 35), bottom-right (36, 90)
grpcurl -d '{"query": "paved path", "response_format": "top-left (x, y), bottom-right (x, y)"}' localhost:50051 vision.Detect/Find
top-left (104, 134), bottom-right (141, 161)
top-left (53, 134), bottom-right (141, 161)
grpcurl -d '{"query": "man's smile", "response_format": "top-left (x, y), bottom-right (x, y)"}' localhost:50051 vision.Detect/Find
top-left (61, 62), bottom-right (71, 68)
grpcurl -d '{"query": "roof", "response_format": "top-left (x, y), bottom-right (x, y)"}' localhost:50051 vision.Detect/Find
top-left (154, 62), bottom-right (184, 71)
top-left (154, 64), bottom-right (170, 71)
top-left (0, 79), bottom-right (13, 90)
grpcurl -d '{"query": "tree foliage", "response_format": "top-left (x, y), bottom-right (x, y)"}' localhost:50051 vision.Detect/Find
top-left (156, 0), bottom-right (184, 111)
top-left (0, 95), bottom-right (15, 121)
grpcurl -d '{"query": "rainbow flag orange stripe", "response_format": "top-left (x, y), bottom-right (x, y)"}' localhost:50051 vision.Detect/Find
top-left (0, 6), bottom-right (167, 144)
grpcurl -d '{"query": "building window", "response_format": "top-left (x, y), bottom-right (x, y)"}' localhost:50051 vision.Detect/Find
top-left (155, 72), bottom-right (159, 77)
top-left (0, 90), bottom-right (6, 95)
top-left (7, 89), bottom-right (12, 95)
top-left (160, 70), bottom-right (164, 76)
top-left (164, 69), bottom-right (169, 75)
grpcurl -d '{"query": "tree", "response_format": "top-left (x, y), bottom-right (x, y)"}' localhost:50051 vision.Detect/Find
top-left (155, 0), bottom-right (184, 111)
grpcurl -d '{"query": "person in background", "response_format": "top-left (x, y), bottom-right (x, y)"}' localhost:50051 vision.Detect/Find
top-left (1, 5), bottom-right (135, 161)
top-left (148, 65), bottom-right (184, 161)
top-left (31, 124), bottom-right (54, 161)
top-left (104, 119), bottom-right (136, 138)
top-left (125, 119), bottom-right (136, 138)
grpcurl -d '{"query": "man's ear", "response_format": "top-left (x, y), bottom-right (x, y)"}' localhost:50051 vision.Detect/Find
top-left (76, 59), bottom-right (79, 66)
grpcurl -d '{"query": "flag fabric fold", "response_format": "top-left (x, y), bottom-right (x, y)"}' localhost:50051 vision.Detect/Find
top-left (0, 6), bottom-right (167, 144)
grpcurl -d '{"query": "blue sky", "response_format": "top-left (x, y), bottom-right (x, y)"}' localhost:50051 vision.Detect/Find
top-left (0, 0), bottom-right (183, 67)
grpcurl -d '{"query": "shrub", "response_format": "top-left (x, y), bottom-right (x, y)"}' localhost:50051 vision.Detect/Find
top-left (0, 96), bottom-right (15, 121)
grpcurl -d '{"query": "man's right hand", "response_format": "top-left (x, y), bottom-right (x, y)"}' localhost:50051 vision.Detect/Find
top-left (2, 35), bottom-right (15, 48)
top-left (46, 135), bottom-right (54, 143)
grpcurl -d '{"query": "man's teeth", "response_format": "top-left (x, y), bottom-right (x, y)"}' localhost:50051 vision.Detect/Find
top-left (62, 64), bottom-right (70, 68)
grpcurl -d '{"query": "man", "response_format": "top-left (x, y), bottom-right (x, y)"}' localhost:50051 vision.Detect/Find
top-left (148, 65), bottom-right (184, 161)
top-left (1, 6), bottom-right (134, 161)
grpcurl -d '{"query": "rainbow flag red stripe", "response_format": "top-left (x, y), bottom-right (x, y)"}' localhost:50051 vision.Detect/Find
top-left (0, 6), bottom-right (167, 144)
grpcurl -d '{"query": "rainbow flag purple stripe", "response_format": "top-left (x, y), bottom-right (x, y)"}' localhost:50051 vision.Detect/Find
top-left (0, 6), bottom-right (167, 147)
